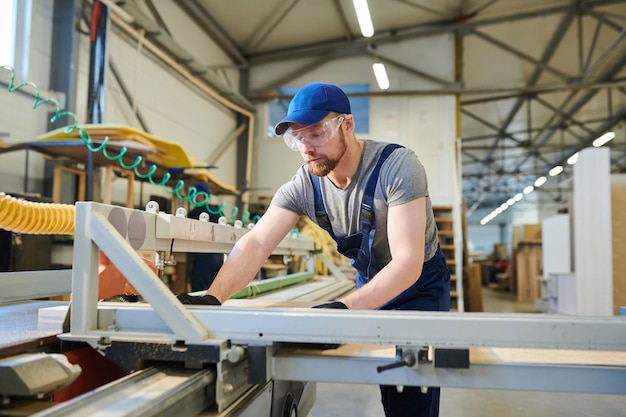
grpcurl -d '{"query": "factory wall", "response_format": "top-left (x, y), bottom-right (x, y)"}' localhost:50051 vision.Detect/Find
top-left (0, 1), bottom-right (54, 195)
top-left (1, 1), bottom-right (242, 214)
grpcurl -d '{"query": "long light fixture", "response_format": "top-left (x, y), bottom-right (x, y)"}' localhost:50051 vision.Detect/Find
top-left (567, 152), bottom-right (579, 165)
top-left (548, 165), bottom-right (563, 176)
top-left (593, 131), bottom-right (615, 147)
top-left (372, 62), bottom-right (389, 90)
top-left (534, 176), bottom-right (547, 187)
top-left (353, 0), bottom-right (374, 37)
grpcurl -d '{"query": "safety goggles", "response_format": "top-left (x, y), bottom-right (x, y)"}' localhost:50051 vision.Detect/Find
top-left (282, 115), bottom-right (345, 151)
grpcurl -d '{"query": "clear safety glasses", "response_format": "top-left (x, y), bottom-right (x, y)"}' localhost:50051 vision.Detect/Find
top-left (282, 115), bottom-right (345, 151)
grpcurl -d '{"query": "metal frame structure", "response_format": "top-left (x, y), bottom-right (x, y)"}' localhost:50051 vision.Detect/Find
top-left (0, 270), bottom-right (72, 302)
top-left (59, 201), bottom-right (626, 399)
top-left (67, 201), bottom-right (316, 342)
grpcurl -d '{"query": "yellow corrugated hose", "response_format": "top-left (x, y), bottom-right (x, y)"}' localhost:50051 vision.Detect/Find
top-left (0, 192), bottom-right (75, 235)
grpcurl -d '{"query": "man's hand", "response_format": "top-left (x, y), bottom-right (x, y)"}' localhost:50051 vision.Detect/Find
top-left (176, 293), bottom-right (221, 306)
top-left (312, 301), bottom-right (348, 309)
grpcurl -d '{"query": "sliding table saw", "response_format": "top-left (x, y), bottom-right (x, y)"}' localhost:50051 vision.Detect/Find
top-left (1, 201), bottom-right (625, 416)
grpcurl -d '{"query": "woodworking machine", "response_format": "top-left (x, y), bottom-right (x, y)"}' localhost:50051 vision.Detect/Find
top-left (1, 201), bottom-right (626, 417)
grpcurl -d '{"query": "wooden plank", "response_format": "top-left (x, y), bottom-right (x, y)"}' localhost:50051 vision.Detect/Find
top-left (516, 242), bottom-right (542, 304)
top-left (280, 344), bottom-right (626, 367)
top-left (465, 263), bottom-right (483, 312)
top-left (516, 246), bottom-right (530, 303)
top-left (612, 175), bottom-right (626, 315)
top-left (472, 347), bottom-right (626, 366)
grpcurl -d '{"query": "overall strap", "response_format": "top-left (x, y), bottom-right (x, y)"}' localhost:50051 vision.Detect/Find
top-left (310, 173), bottom-right (336, 239)
top-left (359, 144), bottom-right (402, 233)
top-left (358, 144), bottom-right (403, 278)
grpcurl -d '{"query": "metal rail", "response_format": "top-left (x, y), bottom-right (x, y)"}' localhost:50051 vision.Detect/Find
top-left (33, 365), bottom-right (216, 417)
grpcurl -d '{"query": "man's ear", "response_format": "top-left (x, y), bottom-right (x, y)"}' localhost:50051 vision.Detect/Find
top-left (343, 114), bottom-right (355, 133)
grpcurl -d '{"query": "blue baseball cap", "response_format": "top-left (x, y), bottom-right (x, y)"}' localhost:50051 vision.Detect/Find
top-left (274, 82), bottom-right (352, 135)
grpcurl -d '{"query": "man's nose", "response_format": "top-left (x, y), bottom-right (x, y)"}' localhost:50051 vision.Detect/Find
top-left (299, 139), bottom-right (316, 152)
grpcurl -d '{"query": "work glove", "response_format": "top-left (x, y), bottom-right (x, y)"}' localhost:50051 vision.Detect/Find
top-left (176, 293), bottom-right (221, 306)
top-left (312, 301), bottom-right (348, 309)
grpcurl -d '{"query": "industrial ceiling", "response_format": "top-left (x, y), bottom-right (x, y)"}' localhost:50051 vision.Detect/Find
top-left (101, 0), bottom-right (626, 224)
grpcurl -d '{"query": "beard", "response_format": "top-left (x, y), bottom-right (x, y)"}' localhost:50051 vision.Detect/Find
top-left (306, 130), bottom-right (348, 177)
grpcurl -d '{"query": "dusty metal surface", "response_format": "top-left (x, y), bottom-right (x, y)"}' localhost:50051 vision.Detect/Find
top-left (0, 300), bottom-right (67, 355)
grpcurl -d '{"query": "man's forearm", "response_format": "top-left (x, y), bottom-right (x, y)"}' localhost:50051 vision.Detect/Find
top-left (206, 236), bottom-right (268, 302)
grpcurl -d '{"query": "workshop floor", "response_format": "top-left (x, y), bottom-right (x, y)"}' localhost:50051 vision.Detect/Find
top-left (308, 287), bottom-right (626, 417)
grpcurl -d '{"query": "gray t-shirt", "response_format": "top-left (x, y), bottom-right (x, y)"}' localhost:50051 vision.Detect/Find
top-left (272, 139), bottom-right (439, 265)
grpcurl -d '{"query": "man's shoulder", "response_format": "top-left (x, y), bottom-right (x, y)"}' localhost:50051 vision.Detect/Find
top-left (362, 140), bottom-right (412, 165)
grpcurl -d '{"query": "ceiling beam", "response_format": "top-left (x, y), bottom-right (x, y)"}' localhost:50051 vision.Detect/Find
top-left (243, 0), bottom-right (301, 51)
top-left (245, 0), bottom-right (626, 65)
top-left (174, 0), bottom-right (247, 66)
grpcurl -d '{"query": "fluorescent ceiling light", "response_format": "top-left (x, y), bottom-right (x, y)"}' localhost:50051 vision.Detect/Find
top-left (593, 131), bottom-right (615, 147)
top-left (500, 203), bottom-right (509, 210)
top-left (549, 165), bottom-right (563, 176)
top-left (372, 62), bottom-right (389, 90)
top-left (534, 176), bottom-right (547, 187)
top-left (507, 197), bottom-right (515, 206)
top-left (353, 0), bottom-right (374, 37)
top-left (567, 152), bottom-right (579, 165)
top-left (523, 185), bottom-right (534, 194)
top-left (514, 193), bottom-right (523, 201)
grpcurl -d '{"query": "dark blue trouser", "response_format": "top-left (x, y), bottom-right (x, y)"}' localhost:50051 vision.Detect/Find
top-left (380, 385), bottom-right (440, 417)
top-left (377, 246), bottom-right (450, 417)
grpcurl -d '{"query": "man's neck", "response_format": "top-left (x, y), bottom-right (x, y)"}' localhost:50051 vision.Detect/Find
top-left (327, 139), bottom-right (363, 189)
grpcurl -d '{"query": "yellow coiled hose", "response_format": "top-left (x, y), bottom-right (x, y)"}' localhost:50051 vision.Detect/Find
top-left (0, 192), bottom-right (75, 235)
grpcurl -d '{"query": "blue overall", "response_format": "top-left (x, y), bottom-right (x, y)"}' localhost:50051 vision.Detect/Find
top-left (310, 144), bottom-right (450, 417)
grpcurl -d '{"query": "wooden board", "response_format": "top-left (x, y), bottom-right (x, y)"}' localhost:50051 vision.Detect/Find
top-left (612, 175), bottom-right (626, 315)
top-left (33, 124), bottom-right (238, 195)
top-left (472, 347), bottom-right (626, 366)
top-left (279, 343), bottom-right (626, 367)
top-left (516, 241), bottom-right (542, 304)
top-left (38, 124), bottom-right (192, 168)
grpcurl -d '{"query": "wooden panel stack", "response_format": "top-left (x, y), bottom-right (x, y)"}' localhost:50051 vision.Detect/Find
top-left (516, 240), bottom-right (542, 304)
top-left (433, 206), bottom-right (458, 309)
top-left (464, 262), bottom-right (483, 312)
top-left (612, 175), bottom-right (626, 314)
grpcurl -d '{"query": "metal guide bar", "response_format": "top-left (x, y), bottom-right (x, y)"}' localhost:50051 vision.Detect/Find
top-left (84, 304), bottom-right (626, 351)
top-left (190, 308), bottom-right (626, 351)
top-left (271, 351), bottom-right (626, 394)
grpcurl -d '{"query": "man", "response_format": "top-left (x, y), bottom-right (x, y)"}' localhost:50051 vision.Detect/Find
top-left (179, 82), bottom-right (450, 417)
